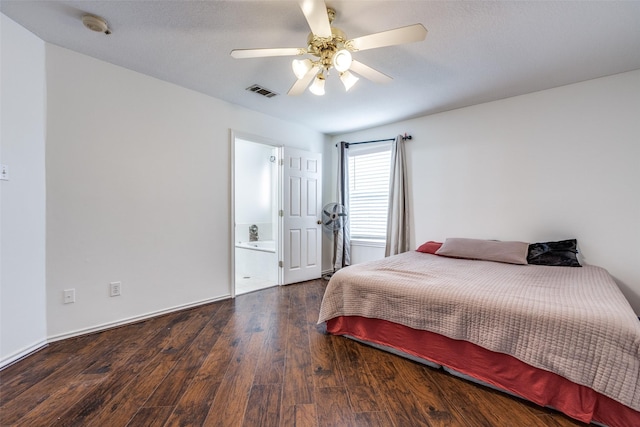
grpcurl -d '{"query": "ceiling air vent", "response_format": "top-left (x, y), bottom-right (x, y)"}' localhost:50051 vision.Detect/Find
top-left (246, 84), bottom-right (278, 98)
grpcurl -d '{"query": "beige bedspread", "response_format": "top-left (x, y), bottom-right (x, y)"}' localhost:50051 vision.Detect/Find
top-left (318, 251), bottom-right (640, 411)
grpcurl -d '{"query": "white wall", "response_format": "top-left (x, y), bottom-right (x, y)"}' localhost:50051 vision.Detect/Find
top-left (7, 12), bottom-right (636, 355)
top-left (45, 44), bottom-right (326, 339)
top-left (234, 139), bottom-right (276, 242)
top-left (331, 70), bottom-right (640, 314)
top-left (0, 14), bottom-right (48, 365)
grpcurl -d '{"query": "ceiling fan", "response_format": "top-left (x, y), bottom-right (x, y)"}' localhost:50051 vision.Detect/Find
top-left (230, 0), bottom-right (427, 96)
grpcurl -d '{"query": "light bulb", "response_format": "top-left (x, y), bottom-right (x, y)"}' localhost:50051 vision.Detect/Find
top-left (340, 71), bottom-right (359, 91)
top-left (309, 74), bottom-right (325, 96)
top-left (333, 49), bottom-right (352, 73)
top-left (292, 58), bottom-right (313, 80)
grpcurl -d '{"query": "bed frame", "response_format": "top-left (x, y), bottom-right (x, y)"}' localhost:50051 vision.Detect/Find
top-left (326, 315), bottom-right (639, 427)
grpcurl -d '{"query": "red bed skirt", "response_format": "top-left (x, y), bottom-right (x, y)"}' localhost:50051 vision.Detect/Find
top-left (326, 316), bottom-right (639, 427)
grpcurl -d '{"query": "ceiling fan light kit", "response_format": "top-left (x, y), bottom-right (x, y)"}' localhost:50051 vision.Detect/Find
top-left (231, 0), bottom-right (427, 97)
top-left (339, 71), bottom-right (359, 91)
top-left (332, 49), bottom-right (352, 73)
top-left (309, 73), bottom-right (326, 96)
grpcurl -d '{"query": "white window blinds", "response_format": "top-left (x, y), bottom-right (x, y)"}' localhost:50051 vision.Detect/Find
top-left (348, 143), bottom-right (392, 241)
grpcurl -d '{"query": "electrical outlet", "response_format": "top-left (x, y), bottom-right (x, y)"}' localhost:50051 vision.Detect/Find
top-left (110, 281), bottom-right (121, 297)
top-left (64, 289), bottom-right (75, 304)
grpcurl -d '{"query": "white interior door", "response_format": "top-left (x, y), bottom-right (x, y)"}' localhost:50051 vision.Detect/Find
top-left (282, 147), bottom-right (322, 284)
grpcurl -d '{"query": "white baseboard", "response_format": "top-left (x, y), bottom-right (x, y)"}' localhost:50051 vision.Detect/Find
top-left (47, 294), bottom-right (231, 344)
top-left (0, 339), bottom-right (49, 370)
top-left (1, 294), bottom-right (235, 370)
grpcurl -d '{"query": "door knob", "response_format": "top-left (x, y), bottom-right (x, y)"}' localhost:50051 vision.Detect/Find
top-left (317, 220), bottom-right (322, 224)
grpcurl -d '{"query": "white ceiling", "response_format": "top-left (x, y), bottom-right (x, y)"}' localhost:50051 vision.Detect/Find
top-left (2, 1), bottom-right (640, 135)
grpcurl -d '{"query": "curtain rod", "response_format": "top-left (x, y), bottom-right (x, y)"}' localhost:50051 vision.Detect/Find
top-left (335, 134), bottom-right (412, 148)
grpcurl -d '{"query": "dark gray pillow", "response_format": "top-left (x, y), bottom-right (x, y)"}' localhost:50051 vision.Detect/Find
top-left (527, 239), bottom-right (581, 267)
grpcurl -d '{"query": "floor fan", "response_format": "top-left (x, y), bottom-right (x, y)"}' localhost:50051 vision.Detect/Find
top-left (321, 202), bottom-right (348, 280)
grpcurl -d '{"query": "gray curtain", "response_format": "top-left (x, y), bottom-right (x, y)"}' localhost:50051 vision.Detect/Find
top-left (385, 135), bottom-right (410, 256)
top-left (334, 141), bottom-right (351, 270)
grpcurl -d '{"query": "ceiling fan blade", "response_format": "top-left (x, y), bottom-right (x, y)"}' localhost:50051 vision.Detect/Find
top-left (299, 0), bottom-right (332, 38)
top-left (348, 24), bottom-right (427, 51)
top-left (350, 60), bottom-right (393, 84)
top-left (230, 47), bottom-right (306, 59)
top-left (287, 65), bottom-right (321, 96)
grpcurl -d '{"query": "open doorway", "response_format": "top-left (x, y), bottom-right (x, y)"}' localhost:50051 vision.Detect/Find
top-left (232, 133), bottom-right (281, 295)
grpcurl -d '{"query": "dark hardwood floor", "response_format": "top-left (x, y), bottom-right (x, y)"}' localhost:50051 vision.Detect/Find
top-left (0, 279), bottom-right (586, 426)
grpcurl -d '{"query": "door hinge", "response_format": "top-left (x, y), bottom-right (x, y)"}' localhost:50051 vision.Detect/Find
top-left (279, 210), bottom-right (284, 217)
top-left (278, 261), bottom-right (283, 268)
top-left (279, 159), bottom-right (284, 166)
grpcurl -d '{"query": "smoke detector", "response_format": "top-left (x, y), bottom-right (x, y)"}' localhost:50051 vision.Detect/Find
top-left (82, 14), bottom-right (111, 35)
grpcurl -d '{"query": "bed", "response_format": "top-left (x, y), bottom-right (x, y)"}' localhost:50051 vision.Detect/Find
top-left (317, 242), bottom-right (640, 427)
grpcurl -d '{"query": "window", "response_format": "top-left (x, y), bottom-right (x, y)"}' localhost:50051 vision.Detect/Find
top-left (348, 142), bottom-right (391, 242)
